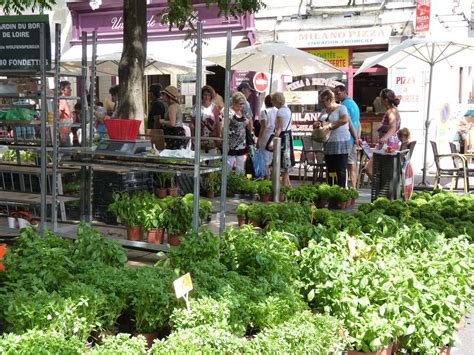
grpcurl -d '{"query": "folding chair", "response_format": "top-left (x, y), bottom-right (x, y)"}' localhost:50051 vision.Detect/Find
top-left (299, 136), bottom-right (326, 183)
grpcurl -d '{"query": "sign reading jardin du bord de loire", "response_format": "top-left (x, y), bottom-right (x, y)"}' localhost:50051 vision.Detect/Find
top-left (0, 15), bottom-right (51, 72)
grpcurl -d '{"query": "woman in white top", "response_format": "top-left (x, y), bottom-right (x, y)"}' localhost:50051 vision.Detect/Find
top-left (257, 95), bottom-right (277, 169)
top-left (314, 88), bottom-right (352, 187)
top-left (271, 91), bottom-right (295, 187)
top-left (190, 85), bottom-right (222, 153)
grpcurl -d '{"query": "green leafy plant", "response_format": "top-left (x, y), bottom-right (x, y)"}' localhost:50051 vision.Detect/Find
top-left (128, 267), bottom-right (178, 333)
top-left (107, 192), bottom-right (142, 227)
top-left (236, 203), bottom-right (249, 218)
top-left (204, 171), bottom-right (220, 193)
top-left (149, 325), bottom-right (248, 354)
top-left (0, 330), bottom-right (84, 354)
top-left (90, 333), bottom-right (147, 354)
top-left (162, 196), bottom-right (192, 235)
top-left (255, 179), bottom-right (272, 195)
top-left (251, 311), bottom-right (347, 354)
top-left (74, 222), bottom-right (128, 267)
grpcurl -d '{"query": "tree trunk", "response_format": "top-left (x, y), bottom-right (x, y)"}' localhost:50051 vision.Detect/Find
top-left (117, 0), bottom-right (146, 131)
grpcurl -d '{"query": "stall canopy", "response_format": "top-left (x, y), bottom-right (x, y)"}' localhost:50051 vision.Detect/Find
top-left (354, 37), bottom-right (474, 186)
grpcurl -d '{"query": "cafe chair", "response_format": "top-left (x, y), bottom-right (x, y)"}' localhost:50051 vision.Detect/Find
top-left (299, 136), bottom-right (326, 183)
top-left (430, 141), bottom-right (469, 193)
top-left (449, 142), bottom-right (474, 191)
top-left (400, 140), bottom-right (416, 160)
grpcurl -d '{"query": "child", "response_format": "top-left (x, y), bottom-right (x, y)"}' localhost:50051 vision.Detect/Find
top-left (397, 127), bottom-right (411, 147)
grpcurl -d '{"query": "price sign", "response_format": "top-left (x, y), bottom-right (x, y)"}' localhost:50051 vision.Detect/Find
top-left (173, 273), bottom-right (193, 310)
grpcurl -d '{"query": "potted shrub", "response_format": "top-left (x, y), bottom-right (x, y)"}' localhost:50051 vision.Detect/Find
top-left (236, 203), bottom-right (249, 227)
top-left (162, 197), bottom-right (192, 246)
top-left (279, 185), bottom-right (291, 202)
top-left (246, 204), bottom-right (263, 228)
top-left (204, 171), bottom-right (220, 198)
top-left (256, 180), bottom-right (272, 203)
top-left (165, 172), bottom-right (179, 197)
top-left (242, 179), bottom-right (258, 199)
top-left (316, 184), bottom-right (331, 208)
top-left (108, 192), bottom-right (143, 241)
top-left (154, 172), bottom-right (168, 198)
top-left (349, 188), bottom-right (359, 206)
top-left (141, 203), bottom-right (166, 244)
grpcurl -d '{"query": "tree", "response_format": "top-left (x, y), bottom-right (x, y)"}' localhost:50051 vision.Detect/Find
top-left (3, 0), bottom-right (266, 124)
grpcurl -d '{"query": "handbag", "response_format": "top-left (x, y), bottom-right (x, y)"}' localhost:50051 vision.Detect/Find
top-left (265, 134), bottom-right (275, 151)
top-left (245, 127), bottom-right (255, 146)
top-left (312, 126), bottom-right (331, 143)
top-left (265, 118), bottom-right (291, 152)
top-left (312, 112), bottom-right (331, 143)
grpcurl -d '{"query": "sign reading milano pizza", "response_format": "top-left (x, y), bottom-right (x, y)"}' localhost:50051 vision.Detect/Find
top-left (0, 15), bottom-right (51, 72)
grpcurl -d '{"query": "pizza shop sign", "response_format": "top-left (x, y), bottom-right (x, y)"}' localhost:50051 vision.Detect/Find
top-left (286, 78), bottom-right (344, 91)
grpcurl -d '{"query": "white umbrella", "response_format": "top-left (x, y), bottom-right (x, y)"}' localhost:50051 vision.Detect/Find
top-left (205, 40), bottom-right (343, 91)
top-left (59, 52), bottom-right (197, 76)
top-left (354, 37), bottom-right (474, 186)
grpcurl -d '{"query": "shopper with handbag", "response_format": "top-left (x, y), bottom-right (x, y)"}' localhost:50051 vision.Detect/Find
top-left (314, 88), bottom-right (351, 187)
top-left (227, 92), bottom-right (251, 174)
top-left (271, 91), bottom-right (295, 187)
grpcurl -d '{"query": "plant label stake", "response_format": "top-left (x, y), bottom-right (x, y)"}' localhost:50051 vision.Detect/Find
top-left (173, 273), bottom-right (193, 311)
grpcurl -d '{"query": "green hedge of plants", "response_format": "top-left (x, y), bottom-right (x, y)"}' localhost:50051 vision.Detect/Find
top-left (0, 191), bottom-right (472, 353)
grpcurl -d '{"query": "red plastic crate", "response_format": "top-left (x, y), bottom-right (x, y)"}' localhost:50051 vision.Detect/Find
top-left (105, 119), bottom-right (141, 140)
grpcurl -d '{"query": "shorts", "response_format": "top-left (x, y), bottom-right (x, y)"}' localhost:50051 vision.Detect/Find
top-left (347, 144), bottom-right (358, 165)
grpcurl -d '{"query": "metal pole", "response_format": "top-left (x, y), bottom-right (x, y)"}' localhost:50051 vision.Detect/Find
top-left (269, 55), bottom-right (275, 93)
top-left (219, 30), bottom-right (232, 235)
top-left (85, 32), bottom-right (97, 222)
top-left (272, 137), bottom-right (281, 202)
top-left (192, 22), bottom-right (203, 232)
top-left (420, 61), bottom-right (435, 187)
top-left (51, 23), bottom-right (61, 232)
top-left (39, 23), bottom-right (48, 235)
top-left (80, 32), bottom-right (89, 221)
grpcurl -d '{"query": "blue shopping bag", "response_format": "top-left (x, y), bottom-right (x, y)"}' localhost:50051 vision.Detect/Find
top-left (253, 149), bottom-right (269, 178)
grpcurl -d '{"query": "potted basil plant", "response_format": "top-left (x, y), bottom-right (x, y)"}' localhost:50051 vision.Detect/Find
top-left (108, 192), bottom-right (143, 241)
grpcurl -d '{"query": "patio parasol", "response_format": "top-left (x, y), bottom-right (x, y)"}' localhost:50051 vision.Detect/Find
top-left (354, 37), bottom-right (474, 187)
top-left (205, 40), bottom-right (343, 91)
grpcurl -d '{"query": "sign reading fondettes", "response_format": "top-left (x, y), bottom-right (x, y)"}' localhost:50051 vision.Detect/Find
top-left (0, 15), bottom-right (51, 72)
top-left (253, 72), bottom-right (270, 93)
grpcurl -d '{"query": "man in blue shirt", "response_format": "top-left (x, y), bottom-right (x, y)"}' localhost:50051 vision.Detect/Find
top-left (335, 85), bottom-right (360, 188)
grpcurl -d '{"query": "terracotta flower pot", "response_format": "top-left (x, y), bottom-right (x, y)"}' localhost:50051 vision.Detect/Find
top-left (147, 228), bottom-right (164, 244)
top-left (168, 233), bottom-right (183, 246)
top-left (278, 192), bottom-right (286, 202)
top-left (259, 193), bottom-right (271, 203)
top-left (206, 191), bottom-right (215, 199)
top-left (133, 332), bottom-right (159, 349)
top-left (316, 199), bottom-right (329, 209)
top-left (126, 226), bottom-right (143, 241)
top-left (168, 187), bottom-right (178, 197)
top-left (439, 347), bottom-right (451, 355)
top-left (351, 197), bottom-right (356, 205)
top-left (237, 215), bottom-right (248, 227)
top-left (155, 188), bottom-right (167, 199)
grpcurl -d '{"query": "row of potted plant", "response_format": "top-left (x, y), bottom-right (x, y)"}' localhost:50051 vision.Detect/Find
top-left (154, 172), bottom-right (178, 198)
top-left (0, 192), bottom-right (472, 353)
top-left (285, 183), bottom-right (359, 209)
top-left (107, 191), bottom-right (211, 245)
